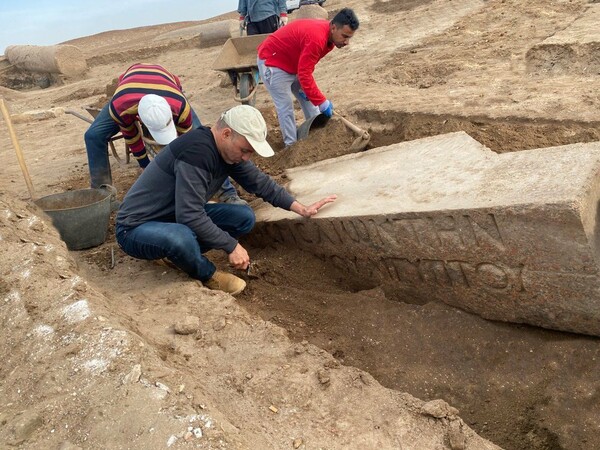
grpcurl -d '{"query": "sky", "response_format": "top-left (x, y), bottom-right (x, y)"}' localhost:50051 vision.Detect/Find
top-left (0, 0), bottom-right (239, 53)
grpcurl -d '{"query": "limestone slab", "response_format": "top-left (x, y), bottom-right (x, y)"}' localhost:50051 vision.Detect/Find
top-left (526, 4), bottom-right (600, 75)
top-left (249, 132), bottom-right (600, 336)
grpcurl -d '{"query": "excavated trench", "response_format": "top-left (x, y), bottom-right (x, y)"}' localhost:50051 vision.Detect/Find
top-left (65, 111), bottom-right (600, 450)
top-left (235, 111), bottom-right (600, 450)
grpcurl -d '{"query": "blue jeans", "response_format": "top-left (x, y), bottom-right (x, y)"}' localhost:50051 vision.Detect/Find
top-left (115, 203), bottom-right (255, 281)
top-left (84, 104), bottom-right (237, 197)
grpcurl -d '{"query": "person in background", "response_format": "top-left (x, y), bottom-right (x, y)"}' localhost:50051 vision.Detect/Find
top-left (84, 62), bottom-right (244, 205)
top-left (257, 7), bottom-right (359, 147)
top-left (238, 0), bottom-right (288, 35)
top-left (116, 105), bottom-right (336, 296)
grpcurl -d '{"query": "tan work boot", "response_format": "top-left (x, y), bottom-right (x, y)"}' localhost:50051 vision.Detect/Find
top-left (204, 271), bottom-right (246, 295)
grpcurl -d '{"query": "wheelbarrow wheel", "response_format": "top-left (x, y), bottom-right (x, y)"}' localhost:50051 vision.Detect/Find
top-left (239, 73), bottom-right (255, 106)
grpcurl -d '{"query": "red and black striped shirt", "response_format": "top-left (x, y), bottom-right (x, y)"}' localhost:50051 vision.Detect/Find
top-left (109, 63), bottom-right (193, 167)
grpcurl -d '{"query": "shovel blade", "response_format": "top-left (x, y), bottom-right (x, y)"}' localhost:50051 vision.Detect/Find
top-left (296, 113), bottom-right (331, 141)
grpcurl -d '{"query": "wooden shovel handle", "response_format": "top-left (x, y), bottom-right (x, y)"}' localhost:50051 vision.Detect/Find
top-left (333, 110), bottom-right (369, 139)
top-left (0, 97), bottom-right (35, 199)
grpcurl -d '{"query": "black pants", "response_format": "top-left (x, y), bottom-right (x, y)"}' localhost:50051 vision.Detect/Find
top-left (247, 15), bottom-right (280, 35)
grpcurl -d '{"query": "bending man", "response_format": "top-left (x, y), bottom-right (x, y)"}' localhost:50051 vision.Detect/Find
top-left (116, 105), bottom-right (336, 295)
top-left (257, 7), bottom-right (359, 147)
top-left (84, 62), bottom-right (242, 204)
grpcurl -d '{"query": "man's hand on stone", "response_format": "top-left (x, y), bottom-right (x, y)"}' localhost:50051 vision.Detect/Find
top-left (229, 243), bottom-right (250, 270)
top-left (291, 195), bottom-right (337, 218)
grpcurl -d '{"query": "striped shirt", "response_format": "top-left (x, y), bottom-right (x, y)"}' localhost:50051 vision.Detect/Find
top-left (109, 63), bottom-right (193, 168)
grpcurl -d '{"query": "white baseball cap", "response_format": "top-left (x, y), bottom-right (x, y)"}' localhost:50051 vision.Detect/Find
top-left (221, 105), bottom-right (274, 157)
top-left (138, 94), bottom-right (177, 145)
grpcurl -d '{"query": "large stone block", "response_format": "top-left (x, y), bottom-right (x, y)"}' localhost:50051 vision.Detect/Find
top-left (249, 132), bottom-right (600, 336)
top-left (5, 44), bottom-right (87, 76)
top-left (526, 4), bottom-right (600, 75)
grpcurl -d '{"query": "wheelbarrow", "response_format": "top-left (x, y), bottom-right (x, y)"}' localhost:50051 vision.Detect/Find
top-left (213, 34), bottom-right (268, 106)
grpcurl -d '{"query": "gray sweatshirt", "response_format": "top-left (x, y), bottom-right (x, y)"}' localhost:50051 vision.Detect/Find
top-left (116, 126), bottom-right (294, 253)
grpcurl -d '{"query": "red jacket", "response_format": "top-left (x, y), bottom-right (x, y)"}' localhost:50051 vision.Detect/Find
top-left (258, 19), bottom-right (334, 106)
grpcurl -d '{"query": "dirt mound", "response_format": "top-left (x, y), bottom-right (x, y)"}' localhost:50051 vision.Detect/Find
top-left (256, 110), bottom-right (362, 178)
top-left (0, 194), bottom-right (498, 449)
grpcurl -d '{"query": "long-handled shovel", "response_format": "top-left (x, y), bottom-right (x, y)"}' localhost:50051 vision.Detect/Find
top-left (0, 97), bottom-right (36, 199)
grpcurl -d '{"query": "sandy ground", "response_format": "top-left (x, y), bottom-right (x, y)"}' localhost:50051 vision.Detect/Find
top-left (2, 0), bottom-right (600, 449)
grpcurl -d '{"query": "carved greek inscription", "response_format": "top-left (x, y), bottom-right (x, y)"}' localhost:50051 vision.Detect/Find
top-left (252, 222), bottom-right (296, 246)
top-left (286, 218), bottom-right (385, 247)
top-left (356, 218), bottom-right (384, 247)
top-left (330, 255), bottom-right (389, 284)
top-left (384, 257), bottom-right (422, 284)
top-left (433, 216), bottom-right (463, 248)
top-left (290, 221), bottom-right (314, 244)
top-left (335, 255), bottom-right (524, 293)
top-left (445, 260), bottom-right (470, 287)
top-left (466, 214), bottom-right (505, 249)
top-left (316, 220), bottom-right (344, 245)
top-left (393, 218), bottom-right (440, 247)
top-left (385, 213), bottom-right (505, 252)
top-left (418, 259), bottom-right (453, 286)
top-left (334, 220), bottom-right (362, 243)
top-left (257, 213), bottom-right (505, 261)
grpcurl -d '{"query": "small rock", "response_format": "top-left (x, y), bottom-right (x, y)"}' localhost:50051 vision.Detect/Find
top-left (123, 364), bottom-right (142, 384)
top-left (359, 372), bottom-right (373, 386)
top-left (293, 344), bottom-right (305, 355)
top-left (293, 437), bottom-right (304, 448)
top-left (448, 420), bottom-right (466, 450)
top-left (184, 431), bottom-right (194, 441)
top-left (174, 316), bottom-right (201, 335)
top-left (269, 405), bottom-right (278, 413)
top-left (317, 369), bottom-right (330, 385)
top-left (213, 317), bottom-right (227, 331)
top-left (192, 427), bottom-right (203, 438)
top-left (156, 381), bottom-right (171, 393)
top-left (420, 399), bottom-right (459, 419)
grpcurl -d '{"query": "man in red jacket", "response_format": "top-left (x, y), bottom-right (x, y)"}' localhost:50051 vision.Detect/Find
top-left (257, 7), bottom-right (359, 147)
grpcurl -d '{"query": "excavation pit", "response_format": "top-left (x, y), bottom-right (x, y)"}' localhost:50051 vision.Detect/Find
top-left (235, 111), bottom-right (600, 450)
top-left (61, 111), bottom-right (600, 450)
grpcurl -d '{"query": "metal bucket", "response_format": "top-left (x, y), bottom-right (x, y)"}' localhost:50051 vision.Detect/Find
top-left (35, 188), bottom-right (111, 250)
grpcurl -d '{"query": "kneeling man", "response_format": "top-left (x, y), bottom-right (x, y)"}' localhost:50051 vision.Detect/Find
top-left (116, 105), bottom-right (336, 295)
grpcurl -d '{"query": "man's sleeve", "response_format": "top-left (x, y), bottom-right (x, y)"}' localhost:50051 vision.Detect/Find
top-left (230, 162), bottom-right (295, 210)
top-left (297, 41), bottom-right (327, 106)
top-left (109, 107), bottom-right (150, 168)
top-left (278, 0), bottom-right (287, 15)
top-left (174, 158), bottom-right (239, 253)
top-left (238, 0), bottom-right (247, 15)
top-left (175, 100), bottom-right (193, 135)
